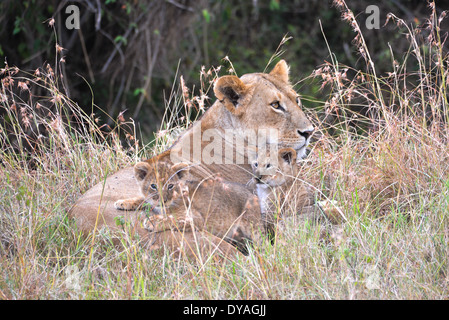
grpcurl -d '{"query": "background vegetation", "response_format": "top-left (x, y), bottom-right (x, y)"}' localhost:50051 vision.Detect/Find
top-left (0, 0), bottom-right (448, 299)
top-left (1, 0), bottom-right (447, 138)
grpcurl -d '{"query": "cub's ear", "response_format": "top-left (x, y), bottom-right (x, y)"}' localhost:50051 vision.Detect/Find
top-left (171, 162), bottom-right (190, 180)
top-left (214, 75), bottom-right (250, 113)
top-left (278, 147), bottom-right (297, 165)
top-left (134, 162), bottom-right (151, 182)
top-left (269, 60), bottom-right (290, 83)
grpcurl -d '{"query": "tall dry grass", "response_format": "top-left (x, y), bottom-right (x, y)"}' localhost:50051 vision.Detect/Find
top-left (0, 0), bottom-right (448, 299)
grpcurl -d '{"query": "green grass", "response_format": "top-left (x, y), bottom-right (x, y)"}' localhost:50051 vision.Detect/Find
top-left (0, 0), bottom-right (448, 299)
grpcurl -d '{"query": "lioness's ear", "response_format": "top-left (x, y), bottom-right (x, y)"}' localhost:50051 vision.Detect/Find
top-left (214, 75), bottom-right (249, 113)
top-left (269, 60), bottom-right (290, 83)
top-left (134, 162), bottom-right (151, 182)
top-left (278, 148), bottom-right (297, 165)
top-left (171, 162), bottom-right (190, 180)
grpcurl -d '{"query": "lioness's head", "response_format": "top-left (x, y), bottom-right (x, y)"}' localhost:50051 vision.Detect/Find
top-left (214, 60), bottom-right (314, 160)
top-left (133, 159), bottom-right (190, 209)
top-left (252, 147), bottom-right (298, 188)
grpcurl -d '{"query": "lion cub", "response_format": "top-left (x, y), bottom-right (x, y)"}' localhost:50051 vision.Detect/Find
top-left (114, 158), bottom-right (265, 253)
top-left (252, 147), bottom-right (314, 230)
top-left (114, 158), bottom-right (188, 212)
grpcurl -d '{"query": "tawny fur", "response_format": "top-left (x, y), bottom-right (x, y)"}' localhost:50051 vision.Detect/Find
top-left (253, 147), bottom-right (314, 235)
top-left (115, 157), bottom-right (266, 253)
top-left (69, 60), bottom-right (314, 258)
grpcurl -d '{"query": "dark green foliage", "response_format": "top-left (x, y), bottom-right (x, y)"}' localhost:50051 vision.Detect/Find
top-left (0, 0), bottom-right (447, 140)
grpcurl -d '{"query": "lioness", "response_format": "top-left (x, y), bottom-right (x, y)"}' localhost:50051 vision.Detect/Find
top-left (114, 155), bottom-right (265, 254)
top-left (69, 60), bottom-right (315, 257)
top-left (167, 59), bottom-right (315, 184)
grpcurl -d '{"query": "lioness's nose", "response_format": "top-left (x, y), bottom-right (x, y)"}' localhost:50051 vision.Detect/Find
top-left (297, 127), bottom-right (314, 140)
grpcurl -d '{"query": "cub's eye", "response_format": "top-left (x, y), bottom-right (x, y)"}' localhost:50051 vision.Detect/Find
top-left (150, 184), bottom-right (157, 190)
top-left (266, 163), bottom-right (271, 168)
top-left (167, 184), bottom-right (174, 190)
top-left (296, 96), bottom-right (302, 106)
top-left (253, 162), bottom-right (258, 168)
top-left (270, 101), bottom-right (285, 112)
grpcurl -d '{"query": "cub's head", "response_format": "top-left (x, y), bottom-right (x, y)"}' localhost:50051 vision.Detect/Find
top-left (214, 60), bottom-right (314, 161)
top-left (252, 147), bottom-right (298, 188)
top-left (133, 160), bottom-right (190, 209)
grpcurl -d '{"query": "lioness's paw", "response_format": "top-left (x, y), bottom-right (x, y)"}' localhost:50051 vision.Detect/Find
top-left (317, 200), bottom-right (344, 224)
top-left (114, 200), bottom-right (128, 210)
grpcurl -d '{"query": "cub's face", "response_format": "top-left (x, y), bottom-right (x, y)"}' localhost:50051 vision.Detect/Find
top-left (134, 161), bottom-right (189, 209)
top-left (252, 147), bottom-right (298, 188)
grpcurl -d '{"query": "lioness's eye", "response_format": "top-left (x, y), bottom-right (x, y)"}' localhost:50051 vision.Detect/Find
top-left (270, 101), bottom-right (280, 108)
top-left (150, 184), bottom-right (157, 190)
top-left (167, 184), bottom-right (174, 190)
top-left (296, 96), bottom-right (302, 106)
top-left (270, 101), bottom-right (284, 111)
